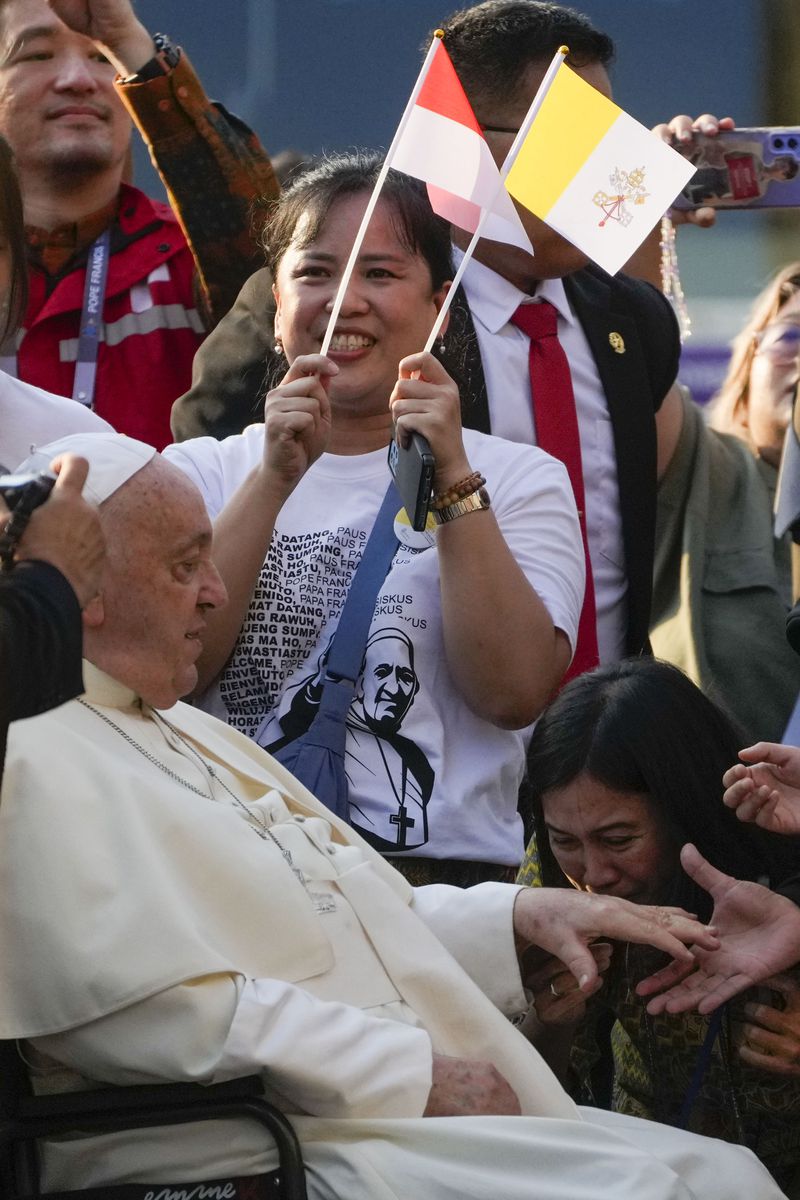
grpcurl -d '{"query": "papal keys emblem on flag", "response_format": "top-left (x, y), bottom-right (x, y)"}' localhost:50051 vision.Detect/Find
top-left (593, 167), bottom-right (651, 229)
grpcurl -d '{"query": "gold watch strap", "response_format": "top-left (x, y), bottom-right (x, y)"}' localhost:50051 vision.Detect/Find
top-left (432, 486), bottom-right (491, 525)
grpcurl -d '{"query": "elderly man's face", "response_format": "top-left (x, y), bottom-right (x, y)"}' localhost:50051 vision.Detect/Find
top-left (360, 635), bottom-right (418, 733)
top-left (90, 463), bottom-right (227, 709)
top-left (0, 0), bottom-right (131, 184)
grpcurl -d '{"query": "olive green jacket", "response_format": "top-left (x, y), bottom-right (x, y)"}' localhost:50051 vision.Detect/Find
top-left (651, 389), bottom-right (799, 743)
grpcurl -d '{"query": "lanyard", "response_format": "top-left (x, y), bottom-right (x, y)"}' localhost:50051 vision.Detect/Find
top-left (72, 227), bottom-right (111, 407)
top-left (0, 228), bottom-right (111, 410)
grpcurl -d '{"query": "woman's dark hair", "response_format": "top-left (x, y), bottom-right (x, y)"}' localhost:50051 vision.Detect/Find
top-left (0, 134), bottom-right (28, 345)
top-left (440, 1), bottom-right (615, 113)
top-left (261, 150), bottom-right (453, 292)
top-left (526, 658), bottom-right (795, 919)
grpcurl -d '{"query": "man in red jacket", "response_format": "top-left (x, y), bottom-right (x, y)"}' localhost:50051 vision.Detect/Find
top-left (0, 0), bottom-right (275, 449)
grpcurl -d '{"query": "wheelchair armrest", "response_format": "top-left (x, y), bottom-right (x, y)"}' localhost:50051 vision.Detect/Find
top-left (1, 1075), bottom-right (307, 1200)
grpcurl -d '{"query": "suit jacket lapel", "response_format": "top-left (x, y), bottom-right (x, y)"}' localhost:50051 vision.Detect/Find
top-left (441, 285), bottom-right (491, 434)
top-left (564, 269), bottom-right (657, 655)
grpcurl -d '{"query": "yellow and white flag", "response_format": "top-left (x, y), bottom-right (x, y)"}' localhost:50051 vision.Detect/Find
top-left (505, 61), bottom-right (695, 275)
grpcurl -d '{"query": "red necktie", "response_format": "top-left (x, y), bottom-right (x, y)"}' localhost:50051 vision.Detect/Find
top-left (510, 300), bottom-right (599, 682)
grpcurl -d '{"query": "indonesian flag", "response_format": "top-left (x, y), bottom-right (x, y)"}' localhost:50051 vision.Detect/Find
top-left (504, 60), bottom-right (694, 275)
top-left (391, 39), bottom-right (532, 253)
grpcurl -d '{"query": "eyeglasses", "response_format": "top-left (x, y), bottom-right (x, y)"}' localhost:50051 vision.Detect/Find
top-left (754, 323), bottom-right (800, 364)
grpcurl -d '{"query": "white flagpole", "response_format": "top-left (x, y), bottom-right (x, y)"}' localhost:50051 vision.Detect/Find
top-left (320, 32), bottom-right (445, 357)
top-left (423, 45), bottom-right (568, 352)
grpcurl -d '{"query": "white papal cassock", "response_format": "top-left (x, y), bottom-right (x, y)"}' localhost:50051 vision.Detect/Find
top-left (0, 663), bottom-right (786, 1199)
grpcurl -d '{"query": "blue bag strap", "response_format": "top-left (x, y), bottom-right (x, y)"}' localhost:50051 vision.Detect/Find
top-left (677, 1005), bottom-right (725, 1129)
top-left (325, 479), bottom-right (400, 684)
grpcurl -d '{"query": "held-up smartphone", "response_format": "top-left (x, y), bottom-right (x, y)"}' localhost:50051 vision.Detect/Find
top-left (388, 433), bottom-right (435, 531)
top-left (671, 128), bottom-right (800, 211)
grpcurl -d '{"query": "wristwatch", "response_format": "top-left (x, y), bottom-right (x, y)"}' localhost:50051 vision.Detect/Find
top-left (124, 32), bottom-right (181, 82)
top-left (432, 487), bottom-right (491, 525)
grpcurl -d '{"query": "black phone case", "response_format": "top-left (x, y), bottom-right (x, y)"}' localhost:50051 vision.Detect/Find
top-left (388, 433), bottom-right (435, 531)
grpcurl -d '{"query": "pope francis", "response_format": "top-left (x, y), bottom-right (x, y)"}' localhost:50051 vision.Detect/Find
top-left (0, 433), bottom-right (787, 1199)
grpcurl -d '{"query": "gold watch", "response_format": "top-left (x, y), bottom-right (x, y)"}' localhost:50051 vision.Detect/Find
top-left (432, 486), bottom-right (491, 525)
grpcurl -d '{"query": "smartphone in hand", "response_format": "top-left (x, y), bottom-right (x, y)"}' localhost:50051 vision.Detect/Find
top-left (671, 128), bottom-right (800, 211)
top-left (388, 433), bottom-right (435, 532)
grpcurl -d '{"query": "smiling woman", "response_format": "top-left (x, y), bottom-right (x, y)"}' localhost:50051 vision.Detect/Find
top-left (516, 657), bottom-right (800, 1192)
top-left (164, 150), bottom-right (586, 886)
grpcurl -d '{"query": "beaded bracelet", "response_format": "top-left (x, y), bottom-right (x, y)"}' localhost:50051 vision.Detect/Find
top-left (431, 470), bottom-right (486, 511)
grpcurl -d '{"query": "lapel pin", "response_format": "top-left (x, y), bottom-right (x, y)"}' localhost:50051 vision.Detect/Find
top-left (609, 331), bottom-right (625, 354)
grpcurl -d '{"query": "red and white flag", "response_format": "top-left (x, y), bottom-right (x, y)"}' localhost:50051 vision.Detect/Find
top-left (321, 35), bottom-right (531, 355)
top-left (391, 38), bottom-right (532, 253)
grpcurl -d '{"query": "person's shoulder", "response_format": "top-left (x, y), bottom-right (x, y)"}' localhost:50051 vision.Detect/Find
top-left (164, 422), bottom-right (264, 470)
top-left (569, 262), bottom-right (673, 319)
top-left (0, 373), bottom-right (112, 470)
top-left (462, 426), bottom-right (566, 473)
top-left (116, 183), bottom-right (181, 232)
top-left (462, 428), bottom-right (574, 507)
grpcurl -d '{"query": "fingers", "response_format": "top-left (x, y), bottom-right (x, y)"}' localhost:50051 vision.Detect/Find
top-left (738, 1017), bottom-right (800, 1075)
top-left (527, 944), bottom-right (613, 993)
top-left (530, 944), bottom-right (611, 1024)
top-left (398, 350), bottom-right (450, 382)
top-left (635, 957), bottom-right (695, 1000)
top-left (559, 936), bottom-right (602, 992)
top-left (279, 354), bottom-right (339, 387)
top-left (49, 453), bottom-right (89, 494)
top-left (627, 913), bottom-right (715, 964)
top-left (642, 969), bottom-right (745, 1017)
top-left (678, 842), bottom-right (729, 899)
top-left (739, 1041), bottom-right (800, 1076)
top-left (738, 741), bottom-right (787, 766)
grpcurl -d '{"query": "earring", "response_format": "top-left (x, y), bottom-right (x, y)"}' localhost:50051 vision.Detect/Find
top-left (274, 338), bottom-right (284, 356)
top-left (436, 337), bottom-right (446, 356)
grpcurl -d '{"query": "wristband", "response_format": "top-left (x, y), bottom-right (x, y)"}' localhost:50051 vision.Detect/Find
top-left (432, 487), bottom-right (491, 525)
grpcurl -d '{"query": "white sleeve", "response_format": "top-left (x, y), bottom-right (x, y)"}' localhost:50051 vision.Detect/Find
top-left (162, 436), bottom-right (229, 518)
top-left (411, 882), bottom-right (528, 1017)
top-left (163, 426), bottom-right (265, 520)
top-left (491, 448), bottom-right (585, 654)
top-left (31, 973), bottom-right (433, 1120)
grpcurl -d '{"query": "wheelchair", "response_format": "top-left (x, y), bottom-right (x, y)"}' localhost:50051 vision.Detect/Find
top-left (0, 1041), bottom-right (308, 1200)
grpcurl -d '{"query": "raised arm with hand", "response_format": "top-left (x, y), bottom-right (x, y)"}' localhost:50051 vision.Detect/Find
top-left (193, 355), bottom-right (335, 692)
top-left (46, 0), bottom-right (156, 75)
top-left (48, 0), bottom-right (279, 326)
top-left (511, 885), bottom-right (719, 995)
top-left (391, 351), bottom-right (574, 727)
top-left (637, 844), bottom-right (800, 1015)
top-left (12, 454), bottom-right (105, 608)
top-left (722, 742), bottom-right (800, 835)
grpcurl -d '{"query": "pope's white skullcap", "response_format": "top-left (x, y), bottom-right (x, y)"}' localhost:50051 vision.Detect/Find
top-left (18, 432), bottom-right (156, 505)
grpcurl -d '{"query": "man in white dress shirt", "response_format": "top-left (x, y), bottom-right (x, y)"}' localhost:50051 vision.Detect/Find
top-left (0, 432), bottom-right (787, 1199)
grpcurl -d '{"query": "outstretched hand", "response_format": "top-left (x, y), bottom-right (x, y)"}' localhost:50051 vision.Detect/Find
top-left (637, 845), bottom-right (800, 1015)
top-left (651, 112), bottom-right (735, 228)
top-left (512, 886), bottom-right (718, 995)
top-left (737, 973), bottom-right (800, 1077)
top-left (722, 742), bottom-right (800, 835)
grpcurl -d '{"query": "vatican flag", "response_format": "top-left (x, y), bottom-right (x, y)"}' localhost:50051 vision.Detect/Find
top-left (505, 61), bottom-right (695, 275)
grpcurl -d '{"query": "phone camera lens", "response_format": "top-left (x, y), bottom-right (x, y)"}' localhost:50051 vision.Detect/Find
top-left (789, 138), bottom-right (798, 150)
top-left (774, 137), bottom-right (785, 149)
